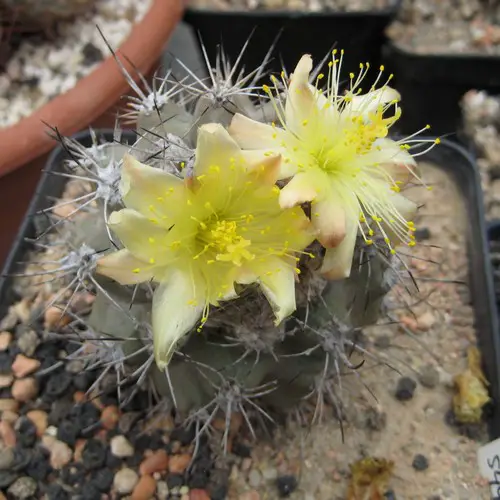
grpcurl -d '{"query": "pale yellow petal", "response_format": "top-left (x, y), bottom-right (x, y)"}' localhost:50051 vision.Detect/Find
top-left (285, 55), bottom-right (317, 134)
top-left (153, 270), bottom-right (206, 370)
top-left (229, 113), bottom-right (282, 149)
top-left (347, 87), bottom-right (400, 117)
top-left (311, 196), bottom-right (348, 248)
top-left (121, 154), bottom-right (185, 218)
top-left (195, 123), bottom-right (241, 175)
top-left (383, 192), bottom-right (417, 246)
top-left (320, 212), bottom-right (358, 279)
top-left (258, 262), bottom-right (296, 325)
top-left (96, 249), bottom-right (156, 285)
top-left (279, 172), bottom-right (319, 208)
top-left (242, 151), bottom-right (281, 185)
top-left (108, 209), bottom-right (175, 263)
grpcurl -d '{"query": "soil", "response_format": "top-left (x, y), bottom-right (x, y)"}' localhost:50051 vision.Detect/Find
top-left (387, 0), bottom-right (500, 55)
top-left (224, 163), bottom-right (491, 499)
top-left (186, 0), bottom-right (396, 13)
top-left (0, 150), bottom-right (492, 499)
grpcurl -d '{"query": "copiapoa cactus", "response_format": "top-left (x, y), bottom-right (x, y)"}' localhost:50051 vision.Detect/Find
top-left (12, 40), bottom-right (440, 453)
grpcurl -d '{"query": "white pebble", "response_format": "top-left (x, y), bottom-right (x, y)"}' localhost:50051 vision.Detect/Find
top-left (114, 468), bottom-right (139, 494)
top-left (110, 435), bottom-right (134, 458)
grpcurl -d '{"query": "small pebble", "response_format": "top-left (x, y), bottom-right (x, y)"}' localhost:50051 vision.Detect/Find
top-left (111, 435), bottom-right (134, 458)
top-left (0, 443), bottom-right (14, 469)
top-left (394, 377), bottom-right (417, 401)
top-left (168, 453), bottom-right (191, 475)
top-left (238, 491), bottom-right (260, 500)
top-left (232, 442), bottom-right (252, 458)
top-left (0, 374), bottom-right (13, 388)
top-left (140, 450), bottom-right (169, 475)
top-left (0, 332), bottom-right (12, 351)
top-left (248, 469), bottom-right (262, 488)
top-left (412, 454), bottom-right (429, 471)
top-left (12, 355), bottom-right (40, 378)
top-left (418, 364), bottom-right (440, 389)
top-left (262, 467), bottom-right (278, 481)
top-left (43, 307), bottom-right (70, 330)
top-left (50, 441), bottom-right (73, 470)
top-left (189, 490), bottom-right (210, 500)
top-left (82, 439), bottom-right (106, 470)
top-left (114, 467), bottom-right (139, 494)
top-left (417, 311), bottom-right (436, 331)
top-left (0, 420), bottom-right (17, 448)
top-left (131, 474), bottom-right (157, 500)
top-left (1, 411), bottom-right (18, 425)
top-left (26, 410), bottom-right (48, 437)
top-left (157, 480), bottom-right (169, 498)
top-left (101, 405), bottom-right (120, 430)
top-left (16, 330), bottom-right (39, 357)
top-left (91, 468), bottom-right (114, 492)
top-left (276, 475), bottom-right (298, 498)
top-left (15, 418), bottom-right (36, 448)
top-left (12, 378), bottom-right (38, 402)
top-left (0, 399), bottom-right (18, 412)
top-left (7, 476), bottom-right (37, 499)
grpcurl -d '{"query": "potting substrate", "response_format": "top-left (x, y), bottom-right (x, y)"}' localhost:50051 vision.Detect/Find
top-left (0, 126), bottom-right (494, 498)
top-left (0, 0), bottom-right (152, 128)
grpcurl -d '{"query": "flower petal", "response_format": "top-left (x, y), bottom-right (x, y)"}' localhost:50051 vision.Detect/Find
top-left (311, 195), bottom-right (349, 248)
top-left (320, 212), bottom-right (359, 279)
top-left (96, 249), bottom-right (156, 285)
top-left (279, 172), bottom-right (319, 208)
top-left (121, 154), bottom-right (185, 218)
top-left (195, 123), bottom-right (241, 175)
top-left (152, 270), bottom-right (205, 370)
top-left (258, 262), bottom-right (297, 325)
top-left (229, 113), bottom-right (283, 149)
top-left (348, 86), bottom-right (401, 117)
top-left (108, 209), bottom-right (175, 263)
top-left (383, 192), bottom-right (417, 246)
top-left (285, 55), bottom-right (316, 133)
top-left (371, 138), bottom-right (418, 186)
top-left (242, 151), bottom-right (282, 185)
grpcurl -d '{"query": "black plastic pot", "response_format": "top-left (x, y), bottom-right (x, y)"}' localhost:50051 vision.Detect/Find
top-left (183, 2), bottom-right (401, 79)
top-left (383, 42), bottom-right (500, 140)
top-left (0, 129), bottom-right (137, 319)
top-left (0, 132), bottom-right (499, 438)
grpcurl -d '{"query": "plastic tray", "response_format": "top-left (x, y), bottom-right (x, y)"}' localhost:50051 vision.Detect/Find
top-left (183, 2), bottom-right (401, 79)
top-left (0, 132), bottom-right (498, 438)
top-left (383, 42), bottom-right (500, 140)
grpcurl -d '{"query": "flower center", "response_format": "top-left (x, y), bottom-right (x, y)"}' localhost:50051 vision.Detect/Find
top-left (195, 219), bottom-right (255, 266)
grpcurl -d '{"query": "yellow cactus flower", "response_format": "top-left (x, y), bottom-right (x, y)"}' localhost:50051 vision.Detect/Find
top-left (229, 52), bottom-right (438, 279)
top-left (96, 123), bottom-right (314, 369)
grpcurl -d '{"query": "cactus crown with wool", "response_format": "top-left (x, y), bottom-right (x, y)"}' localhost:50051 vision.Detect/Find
top-left (14, 41), bottom-right (438, 451)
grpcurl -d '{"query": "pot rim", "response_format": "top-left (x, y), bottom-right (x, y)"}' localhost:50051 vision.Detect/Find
top-left (0, 0), bottom-right (184, 179)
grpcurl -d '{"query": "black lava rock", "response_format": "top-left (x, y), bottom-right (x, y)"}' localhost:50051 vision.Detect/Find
top-left (45, 483), bottom-right (70, 500)
top-left (232, 442), bottom-right (252, 458)
top-left (395, 377), bottom-right (417, 401)
top-left (44, 371), bottom-right (72, 400)
top-left (210, 484), bottom-right (228, 500)
top-left (70, 402), bottom-right (101, 438)
top-left (73, 371), bottom-right (95, 392)
top-left (91, 468), bottom-right (114, 492)
top-left (82, 439), bottom-right (107, 470)
top-left (0, 351), bottom-right (13, 375)
top-left (82, 42), bottom-right (103, 65)
top-left (57, 420), bottom-right (79, 446)
top-left (120, 388), bottom-right (149, 412)
top-left (105, 449), bottom-right (122, 469)
top-left (133, 430), bottom-right (164, 452)
top-left (0, 470), bottom-right (19, 488)
top-left (188, 472), bottom-right (210, 489)
top-left (412, 454), bottom-right (429, 471)
top-left (49, 399), bottom-right (73, 426)
top-left (170, 425), bottom-right (196, 446)
top-left (125, 454), bottom-right (143, 468)
top-left (26, 449), bottom-right (52, 481)
top-left (276, 475), bottom-right (298, 498)
top-left (15, 417), bottom-right (37, 448)
top-left (12, 447), bottom-right (32, 472)
top-left (414, 227), bottom-right (431, 241)
top-left (80, 483), bottom-right (102, 500)
top-left (166, 474), bottom-right (185, 489)
top-left (60, 463), bottom-right (86, 487)
top-left (384, 490), bottom-right (397, 499)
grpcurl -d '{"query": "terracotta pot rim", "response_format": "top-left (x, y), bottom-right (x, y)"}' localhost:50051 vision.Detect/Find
top-left (0, 0), bottom-right (184, 179)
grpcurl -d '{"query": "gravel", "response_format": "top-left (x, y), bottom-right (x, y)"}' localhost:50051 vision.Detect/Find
top-left (0, 0), bottom-right (152, 128)
top-left (387, 0), bottom-right (500, 54)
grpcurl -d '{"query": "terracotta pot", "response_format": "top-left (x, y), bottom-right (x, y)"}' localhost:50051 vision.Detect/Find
top-left (0, 0), bottom-right (184, 268)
